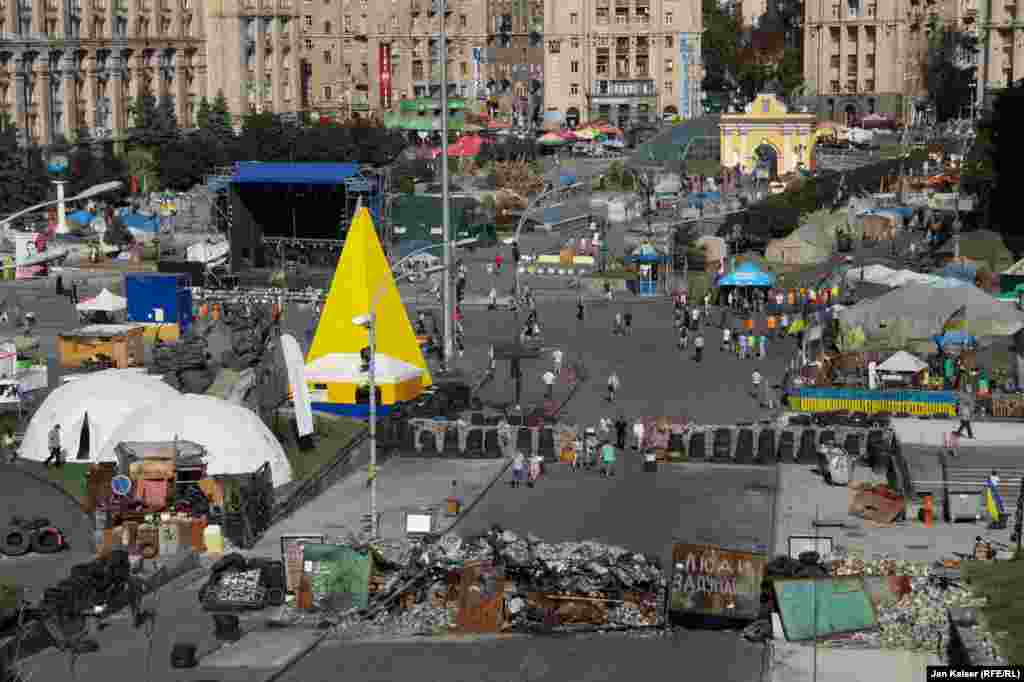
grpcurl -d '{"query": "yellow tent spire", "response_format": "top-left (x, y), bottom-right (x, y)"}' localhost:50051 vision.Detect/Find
top-left (307, 207), bottom-right (431, 387)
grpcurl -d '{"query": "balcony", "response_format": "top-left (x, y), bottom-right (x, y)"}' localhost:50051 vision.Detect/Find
top-left (590, 79), bottom-right (656, 98)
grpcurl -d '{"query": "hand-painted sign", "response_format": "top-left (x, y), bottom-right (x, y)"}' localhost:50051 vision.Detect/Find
top-left (669, 543), bottom-right (767, 618)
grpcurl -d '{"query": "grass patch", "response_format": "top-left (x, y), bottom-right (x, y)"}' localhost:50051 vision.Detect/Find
top-left (956, 233), bottom-right (1016, 273)
top-left (39, 462), bottom-right (91, 503)
top-left (0, 577), bottom-right (19, 610)
top-left (269, 414), bottom-right (367, 482)
top-left (963, 558), bottom-right (1024, 666)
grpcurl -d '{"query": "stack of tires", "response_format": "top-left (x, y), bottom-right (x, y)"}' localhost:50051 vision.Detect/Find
top-left (0, 517), bottom-right (65, 557)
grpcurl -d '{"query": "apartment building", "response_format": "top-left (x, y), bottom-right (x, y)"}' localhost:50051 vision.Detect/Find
top-left (542, 0), bottom-right (703, 130)
top-left (965, 0), bottom-right (1023, 105)
top-left (0, 0), bottom-right (205, 146)
top-left (483, 0), bottom-right (544, 123)
top-left (802, 0), bottom-right (966, 124)
top-left (287, 0), bottom-right (494, 120)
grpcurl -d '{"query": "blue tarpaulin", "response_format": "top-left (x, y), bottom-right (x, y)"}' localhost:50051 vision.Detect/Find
top-left (67, 210), bottom-right (95, 225)
top-left (231, 162), bottom-right (361, 185)
top-left (933, 331), bottom-right (978, 349)
top-left (118, 209), bottom-right (160, 234)
top-left (941, 262), bottom-right (978, 281)
top-left (687, 191), bottom-right (721, 208)
top-left (719, 261), bottom-right (775, 287)
top-left (861, 207), bottom-right (915, 220)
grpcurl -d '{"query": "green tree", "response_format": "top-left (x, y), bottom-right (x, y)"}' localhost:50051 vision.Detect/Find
top-left (153, 94), bottom-right (180, 141)
top-left (925, 17), bottom-right (976, 122)
top-left (195, 95), bottom-right (211, 130)
top-left (206, 91), bottom-right (234, 141)
top-left (985, 80), bottom-right (1024, 256)
top-left (702, 0), bottom-right (741, 96)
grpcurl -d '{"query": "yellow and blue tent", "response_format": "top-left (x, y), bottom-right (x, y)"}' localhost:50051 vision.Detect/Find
top-left (303, 207), bottom-right (431, 417)
top-left (985, 478), bottom-right (1005, 523)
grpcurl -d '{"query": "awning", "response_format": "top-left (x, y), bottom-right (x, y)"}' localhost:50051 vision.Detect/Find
top-left (877, 350), bottom-right (928, 373)
top-left (76, 288), bottom-right (127, 313)
top-left (719, 261), bottom-right (776, 287)
top-left (232, 162), bottom-right (361, 185)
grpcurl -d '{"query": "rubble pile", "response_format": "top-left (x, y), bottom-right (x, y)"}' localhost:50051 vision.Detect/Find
top-left (320, 529), bottom-right (668, 639)
top-left (151, 335), bottom-right (216, 393)
top-left (828, 557), bottom-right (934, 577)
top-left (822, 576), bottom-right (989, 654)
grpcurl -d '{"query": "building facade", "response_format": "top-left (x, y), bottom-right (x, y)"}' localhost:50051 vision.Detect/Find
top-left (719, 91), bottom-right (816, 176)
top-left (542, 0), bottom-right (703, 129)
top-left (967, 0), bottom-right (1023, 108)
top-left (801, 0), bottom-right (967, 124)
top-left (0, 0), bottom-right (206, 146)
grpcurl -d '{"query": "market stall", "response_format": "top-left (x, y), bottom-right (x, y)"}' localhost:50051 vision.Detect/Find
top-left (628, 244), bottom-right (668, 297)
top-left (874, 350), bottom-right (928, 389)
top-left (57, 324), bottom-right (146, 370)
top-left (718, 261), bottom-right (776, 295)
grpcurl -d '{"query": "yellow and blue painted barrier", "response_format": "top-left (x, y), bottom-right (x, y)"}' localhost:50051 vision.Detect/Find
top-left (789, 387), bottom-right (957, 417)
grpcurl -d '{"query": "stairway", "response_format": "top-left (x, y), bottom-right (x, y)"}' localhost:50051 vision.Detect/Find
top-left (944, 463), bottom-right (1024, 517)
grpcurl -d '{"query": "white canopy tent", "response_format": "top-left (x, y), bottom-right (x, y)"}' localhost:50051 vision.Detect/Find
top-left (304, 353), bottom-right (425, 385)
top-left (75, 288), bottom-right (127, 313)
top-left (96, 394), bottom-right (294, 487)
top-left (20, 370), bottom-right (180, 462)
top-left (877, 350), bottom-right (928, 374)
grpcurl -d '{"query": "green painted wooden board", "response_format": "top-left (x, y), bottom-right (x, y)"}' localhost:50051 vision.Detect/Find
top-left (773, 577), bottom-right (878, 642)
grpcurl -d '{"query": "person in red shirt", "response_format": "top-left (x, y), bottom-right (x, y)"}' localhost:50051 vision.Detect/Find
top-left (495, 253), bottom-right (503, 272)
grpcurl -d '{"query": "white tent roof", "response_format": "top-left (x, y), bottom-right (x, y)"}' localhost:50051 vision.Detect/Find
top-left (20, 370), bottom-right (180, 463)
top-left (877, 350), bottom-right (928, 373)
top-left (76, 288), bottom-right (127, 313)
top-left (96, 394), bottom-right (293, 487)
top-left (305, 352), bottom-right (424, 385)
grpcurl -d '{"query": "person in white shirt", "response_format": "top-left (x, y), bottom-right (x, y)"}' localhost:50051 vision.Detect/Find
top-left (752, 370), bottom-right (762, 398)
top-left (552, 348), bottom-right (564, 376)
top-left (722, 326), bottom-right (732, 351)
top-left (632, 419), bottom-right (645, 451)
top-left (488, 287), bottom-right (498, 310)
top-left (542, 370), bottom-right (556, 399)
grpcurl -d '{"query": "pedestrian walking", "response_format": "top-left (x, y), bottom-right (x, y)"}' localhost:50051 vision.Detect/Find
top-left (56, 274), bottom-right (64, 296)
top-left (511, 451), bottom-right (526, 488)
top-left (694, 333), bottom-right (704, 362)
top-left (623, 311), bottom-right (633, 336)
top-left (601, 441), bottom-right (617, 477)
top-left (739, 334), bottom-right (748, 359)
top-left (721, 326), bottom-right (731, 352)
top-left (70, 281), bottom-right (79, 305)
top-left (605, 282), bottom-right (613, 301)
top-left (552, 348), bottom-right (564, 376)
top-left (45, 424), bottom-right (62, 468)
top-left (632, 418), bottom-right (645, 451)
top-left (678, 325), bottom-right (688, 351)
top-left (495, 253), bottom-right (503, 272)
top-left (613, 311), bottom-right (623, 336)
top-left (758, 334), bottom-right (767, 359)
top-left (614, 415), bottom-right (628, 448)
top-left (576, 296), bottom-right (585, 321)
top-left (751, 370), bottom-right (762, 398)
top-left (703, 292), bottom-right (711, 316)
top-left (767, 314), bottom-right (776, 339)
top-left (690, 307), bottom-right (700, 331)
top-left (955, 395), bottom-right (975, 439)
top-left (488, 287), bottom-right (498, 310)
top-left (607, 372), bottom-right (621, 403)
top-left (542, 369), bottom-right (556, 400)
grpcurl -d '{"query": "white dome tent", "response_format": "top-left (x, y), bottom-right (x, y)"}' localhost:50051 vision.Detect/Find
top-left (20, 370), bottom-right (180, 463)
top-left (97, 394), bottom-right (293, 487)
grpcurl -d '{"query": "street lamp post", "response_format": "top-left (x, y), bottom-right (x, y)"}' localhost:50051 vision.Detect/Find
top-left (354, 263), bottom-right (447, 540)
top-left (0, 180), bottom-right (123, 230)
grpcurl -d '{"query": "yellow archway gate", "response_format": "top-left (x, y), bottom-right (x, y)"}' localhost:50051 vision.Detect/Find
top-left (719, 93), bottom-right (817, 177)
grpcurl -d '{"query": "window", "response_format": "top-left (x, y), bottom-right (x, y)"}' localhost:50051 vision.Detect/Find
top-left (596, 7), bottom-right (609, 23)
top-left (866, 79), bottom-right (875, 91)
top-left (571, 60), bottom-right (579, 73)
top-left (549, 40), bottom-right (560, 53)
top-left (305, 38), bottom-right (313, 49)
top-left (830, 80), bottom-right (840, 92)
top-left (570, 82), bottom-right (579, 95)
top-left (323, 85), bottom-right (332, 99)
top-left (664, 80), bottom-right (672, 93)
top-left (304, 15), bottom-right (312, 28)
top-left (571, 37), bottom-right (579, 48)
top-left (762, 98), bottom-right (770, 113)
top-left (570, 11), bottom-right (578, 23)
top-left (615, 7), bottom-right (628, 23)
top-left (665, 10), bottom-right (673, 23)
top-left (324, 20), bottom-right (331, 32)
top-left (460, 62), bottom-right (468, 76)
top-left (665, 35), bottom-right (673, 48)
top-left (344, 14), bottom-right (351, 29)
top-left (665, 58), bottom-right (674, 72)
top-left (460, 14), bottom-right (467, 27)
top-left (324, 49), bottom-right (332, 63)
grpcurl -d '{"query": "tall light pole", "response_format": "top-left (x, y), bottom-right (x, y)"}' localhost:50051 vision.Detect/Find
top-left (354, 264), bottom-right (446, 540)
top-left (436, 0), bottom-right (454, 370)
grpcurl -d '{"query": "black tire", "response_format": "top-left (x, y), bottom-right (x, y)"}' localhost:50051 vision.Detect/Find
top-left (32, 527), bottom-right (65, 554)
top-left (0, 527), bottom-right (31, 556)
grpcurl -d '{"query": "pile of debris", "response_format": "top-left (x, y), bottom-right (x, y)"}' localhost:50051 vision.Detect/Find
top-left (318, 529), bottom-right (668, 639)
top-left (151, 335), bottom-right (216, 393)
top-left (821, 576), bottom-right (990, 654)
top-left (829, 557), bottom-right (934, 577)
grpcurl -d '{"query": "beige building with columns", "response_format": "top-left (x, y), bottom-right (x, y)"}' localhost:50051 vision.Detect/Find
top-left (541, 0), bottom-right (703, 129)
top-left (0, 0), bottom-right (208, 146)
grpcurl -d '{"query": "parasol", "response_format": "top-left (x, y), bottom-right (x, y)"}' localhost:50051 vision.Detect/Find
top-left (538, 132), bottom-right (569, 146)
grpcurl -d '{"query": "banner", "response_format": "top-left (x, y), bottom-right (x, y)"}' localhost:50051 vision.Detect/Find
top-left (280, 333), bottom-right (314, 438)
top-left (472, 47), bottom-right (482, 99)
top-left (379, 43), bottom-right (393, 110)
top-left (679, 33), bottom-right (702, 120)
top-left (669, 543), bottom-right (766, 619)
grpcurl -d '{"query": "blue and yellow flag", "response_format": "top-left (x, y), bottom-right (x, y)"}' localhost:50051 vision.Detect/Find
top-left (985, 480), bottom-right (1005, 522)
top-left (943, 305), bottom-right (968, 333)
